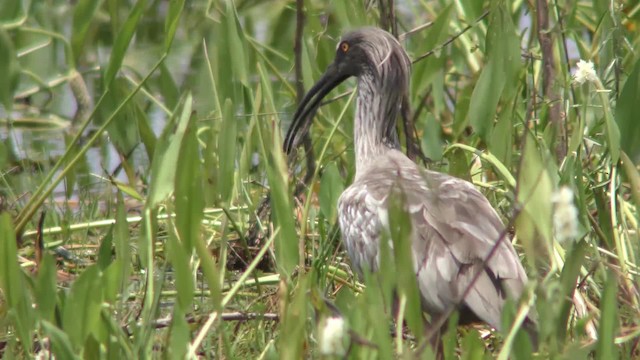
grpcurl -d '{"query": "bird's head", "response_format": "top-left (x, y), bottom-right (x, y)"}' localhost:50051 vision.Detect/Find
top-left (283, 27), bottom-right (411, 153)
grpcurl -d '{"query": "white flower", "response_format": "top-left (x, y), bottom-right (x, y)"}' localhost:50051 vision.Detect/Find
top-left (319, 316), bottom-right (347, 356)
top-left (552, 186), bottom-right (579, 243)
top-left (573, 59), bottom-right (598, 85)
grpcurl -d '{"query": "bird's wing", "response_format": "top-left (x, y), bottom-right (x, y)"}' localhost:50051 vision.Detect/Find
top-left (350, 151), bottom-right (531, 329)
top-left (407, 169), bottom-right (530, 330)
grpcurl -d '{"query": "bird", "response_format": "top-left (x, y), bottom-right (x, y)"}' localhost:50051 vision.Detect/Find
top-left (283, 27), bottom-right (536, 345)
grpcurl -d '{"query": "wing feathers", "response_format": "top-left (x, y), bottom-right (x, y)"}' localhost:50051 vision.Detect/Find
top-left (339, 149), bottom-right (534, 329)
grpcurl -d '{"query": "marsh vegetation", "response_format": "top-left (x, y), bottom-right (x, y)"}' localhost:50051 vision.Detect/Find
top-left (0, 0), bottom-right (639, 358)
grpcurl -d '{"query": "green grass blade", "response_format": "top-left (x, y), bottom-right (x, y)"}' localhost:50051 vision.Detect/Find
top-left (318, 162), bottom-right (344, 224)
top-left (278, 276), bottom-right (309, 359)
top-left (388, 186), bottom-right (424, 340)
top-left (0, 28), bottom-right (19, 110)
top-left (41, 321), bottom-right (81, 360)
top-left (516, 133), bottom-right (554, 259)
top-left (147, 93), bottom-right (194, 207)
top-left (114, 191), bottom-right (131, 296)
top-left (163, 0), bottom-right (185, 51)
top-left (103, 0), bottom-right (147, 87)
top-left (616, 57), bottom-right (640, 162)
top-left (255, 63), bottom-right (298, 276)
top-left (467, 2), bottom-right (520, 143)
top-left (218, 98), bottom-right (237, 205)
top-left (71, 0), bottom-right (102, 62)
top-left (556, 240), bottom-right (587, 345)
top-left (596, 271), bottom-right (619, 359)
top-left (34, 254), bottom-right (58, 323)
top-left (62, 265), bottom-right (103, 350)
top-left (0, 213), bottom-right (34, 352)
top-left (174, 116), bottom-right (204, 250)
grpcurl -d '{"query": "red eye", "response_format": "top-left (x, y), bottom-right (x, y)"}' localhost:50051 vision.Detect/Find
top-left (340, 42), bottom-right (350, 53)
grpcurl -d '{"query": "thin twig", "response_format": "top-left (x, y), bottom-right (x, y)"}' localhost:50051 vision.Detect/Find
top-left (399, 21), bottom-right (435, 41)
top-left (152, 313), bottom-right (280, 329)
top-left (412, 10), bottom-right (490, 64)
top-left (536, 0), bottom-right (565, 160)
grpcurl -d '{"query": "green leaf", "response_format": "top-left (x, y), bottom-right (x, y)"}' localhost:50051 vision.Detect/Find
top-left (62, 265), bottom-right (104, 350)
top-left (615, 57), bottom-right (640, 163)
top-left (218, 98), bottom-right (237, 205)
top-left (101, 77), bottom-right (141, 156)
top-left (621, 151), bottom-right (640, 209)
top-left (467, 58), bottom-right (500, 142)
top-left (421, 113), bottom-right (445, 161)
top-left (163, 0), bottom-right (185, 51)
top-left (556, 240), bottom-right (587, 345)
top-left (168, 308), bottom-right (190, 359)
top-left (159, 62), bottom-right (179, 111)
top-left (596, 271), bottom-right (618, 360)
top-left (443, 312), bottom-right (460, 360)
top-left (224, 0), bottom-right (248, 87)
top-left (319, 163), bottom-right (344, 224)
top-left (167, 228), bottom-right (194, 311)
top-left (278, 276), bottom-right (309, 359)
top-left (102, 258), bottom-right (121, 305)
top-left (387, 185), bottom-right (423, 339)
top-left (515, 134), bottom-right (554, 259)
top-left (71, 0), bottom-right (103, 61)
top-left (603, 103), bottom-right (620, 165)
top-left (467, 3), bottom-right (521, 143)
top-left (567, 110), bottom-right (585, 156)
top-left (42, 321), bottom-right (81, 360)
top-left (411, 4), bottom-right (453, 97)
top-left (460, 329), bottom-right (486, 360)
top-left (362, 267), bottom-right (394, 359)
top-left (34, 254), bottom-right (58, 323)
top-left (0, 213), bottom-right (34, 348)
top-left (255, 64), bottom-right (298, 276)
top-left (332, 0), bottom-right (368, 29)
top-left (452, 83), bottom-right (474, 140)
top-left (104, 0), bottom-right (147, 87)
top-left (63, 133), bottom-right (78, 199)
top-left (445, 146), bottom-right (472, 182)
top-left (115, 191), bottom-right (131, 294)
top-left (97, 228), bottom-right (114, 270)
top-left (136, 104), bottom-right (158, 161)
top-left (147, 94), bottom-right (194, 207)
top-left (0, 0), bottom-right (26, 25)
top-left (109, 176), bottom-right (144, 201)
top-left (489, 106), bottom-right (514, 167)
top-left (0, 29), bottom-right (19, 110)
top-left (445, 143), bottom-right (516, 188)
top-left (174, 118), bottom-right (204, 250)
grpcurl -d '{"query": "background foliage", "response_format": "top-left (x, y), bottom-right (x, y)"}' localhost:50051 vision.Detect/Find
top-left (1, 0), bottom-right (639, 358)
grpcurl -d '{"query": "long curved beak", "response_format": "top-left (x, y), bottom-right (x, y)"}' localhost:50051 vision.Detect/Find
top-left (283, 62), bottom-right (350, 154)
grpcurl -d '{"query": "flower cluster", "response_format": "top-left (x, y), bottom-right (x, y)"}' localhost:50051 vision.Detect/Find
top-left (552, 186), bottom-right (579, 243)
top-left (319, 316), bottom-right (347, 356)
top-left (573, 59), bottom-right (598, 85)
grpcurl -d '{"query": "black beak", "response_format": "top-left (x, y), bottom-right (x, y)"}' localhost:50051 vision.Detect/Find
top-left (283, 62), bottom-right (350, 154)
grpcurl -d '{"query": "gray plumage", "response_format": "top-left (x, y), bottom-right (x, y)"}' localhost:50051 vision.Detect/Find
top-left (284, 27), bottom-right (535, 334)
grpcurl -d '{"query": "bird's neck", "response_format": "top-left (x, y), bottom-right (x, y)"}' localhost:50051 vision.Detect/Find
top-left (353, 73), bottom-right (402, 172)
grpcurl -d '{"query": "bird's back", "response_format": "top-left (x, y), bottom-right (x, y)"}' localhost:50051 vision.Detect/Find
top-left (338, 149), bottom-right (533, 331)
